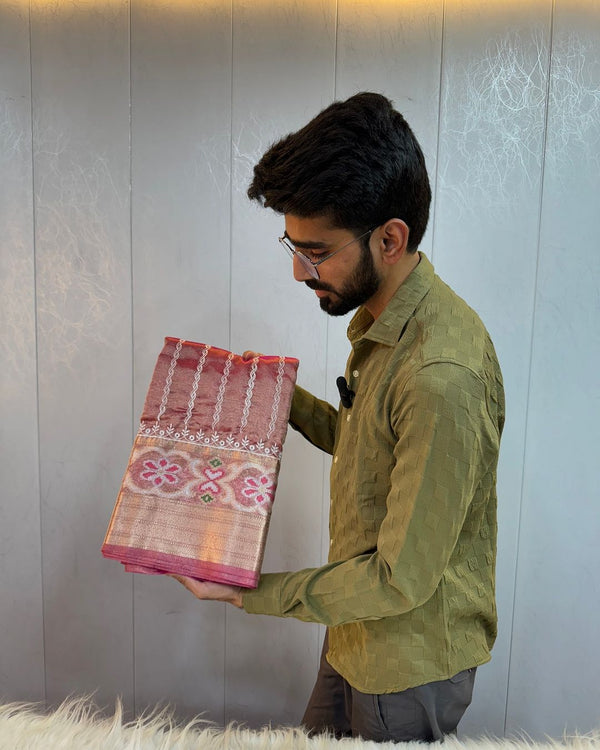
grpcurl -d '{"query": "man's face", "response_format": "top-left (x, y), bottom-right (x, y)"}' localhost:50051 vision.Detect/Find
top-left (283, 215), bottom-right (382, 317)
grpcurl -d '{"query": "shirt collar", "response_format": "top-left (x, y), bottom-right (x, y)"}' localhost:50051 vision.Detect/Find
top-left (347, 252), bottom-right (434, 346)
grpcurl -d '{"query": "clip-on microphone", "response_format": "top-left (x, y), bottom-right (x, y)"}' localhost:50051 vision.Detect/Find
top-left (336, 376), bottom-right (355, 409)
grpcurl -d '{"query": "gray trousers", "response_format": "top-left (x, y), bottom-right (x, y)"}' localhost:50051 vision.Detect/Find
top-left (302, 634), bottom-right (476, 743)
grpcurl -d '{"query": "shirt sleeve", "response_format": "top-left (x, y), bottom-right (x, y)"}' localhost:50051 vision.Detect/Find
top-left (242, 362), bottom-right (502, 624)
top-left (288, 384), bottom-right (338, 456)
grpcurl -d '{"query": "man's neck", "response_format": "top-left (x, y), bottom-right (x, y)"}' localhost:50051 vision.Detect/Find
top-left (364, 251), bottom-right (421, 320)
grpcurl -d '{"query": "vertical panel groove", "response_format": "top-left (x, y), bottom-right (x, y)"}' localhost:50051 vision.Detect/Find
top-left (430, 0), bottom-right (446, 266)
top-left (225, 0), bottom-right (235, 726)
top-left (503, 0), bottom-right (556, 737)
top-left (321, 0), bottom-right (341, 680)
top-left (228, 0), bottom-right (235, 357)
top-left (129, 0), bottom-right (137, 719)
top-left (333, 0), bottom-right (339, 100)
top-left (28, 0), bottom-right (46, 708)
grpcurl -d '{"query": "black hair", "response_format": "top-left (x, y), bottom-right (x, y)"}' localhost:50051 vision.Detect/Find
top-left (247, 92), bottom-right (431, 252)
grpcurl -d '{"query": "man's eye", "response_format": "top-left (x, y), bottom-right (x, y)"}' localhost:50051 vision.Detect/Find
top-left (301, 249), bottom-right (326, 262)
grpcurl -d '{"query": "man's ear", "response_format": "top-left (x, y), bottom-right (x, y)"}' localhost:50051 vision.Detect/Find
top-left (379, 219), bottom-right (410, 264)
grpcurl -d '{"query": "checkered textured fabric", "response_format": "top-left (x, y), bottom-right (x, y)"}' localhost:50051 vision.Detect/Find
top-left (242, 254), bottom-right (504, 692)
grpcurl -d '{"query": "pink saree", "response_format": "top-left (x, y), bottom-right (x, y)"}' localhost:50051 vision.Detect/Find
top-left (102, 338), bottom-right (298, 588)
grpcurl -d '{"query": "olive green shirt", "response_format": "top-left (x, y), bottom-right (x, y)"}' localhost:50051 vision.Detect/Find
top-left (242, 253), bottom-right (505, 694)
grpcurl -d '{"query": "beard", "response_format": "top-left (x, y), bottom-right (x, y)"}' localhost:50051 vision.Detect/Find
top-left (305, 244), bottom-right (382, 316)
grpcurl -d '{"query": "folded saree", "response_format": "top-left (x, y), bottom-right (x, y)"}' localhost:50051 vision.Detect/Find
top-left (102, 338), bottom-right (298, 588)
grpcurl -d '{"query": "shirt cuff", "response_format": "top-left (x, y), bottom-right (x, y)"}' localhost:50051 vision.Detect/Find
top-left (241, 573), bottom-right (286, 616)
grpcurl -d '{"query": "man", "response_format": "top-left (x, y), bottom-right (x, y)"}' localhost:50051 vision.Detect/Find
top-left (172, 92), bottom-right (505, 743)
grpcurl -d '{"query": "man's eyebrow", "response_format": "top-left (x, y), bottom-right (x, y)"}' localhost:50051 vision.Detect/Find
top-left (283, 231), bottom-right (330, 250)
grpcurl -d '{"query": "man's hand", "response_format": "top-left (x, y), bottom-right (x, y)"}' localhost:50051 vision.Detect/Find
top-left (169, 575), bottom-right (243, 608)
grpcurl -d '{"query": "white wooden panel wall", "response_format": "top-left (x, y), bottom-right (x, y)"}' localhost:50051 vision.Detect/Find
top-left (506, 0), bottom-right (600, 737)
top-left (29, 0), bottom-right (134, 707)
top-left (1, 0), bottom-right (599, 739)
top-left (130, 0), bottom-right (232, 721)
top-left (0, 2), bottom-right (45, 702)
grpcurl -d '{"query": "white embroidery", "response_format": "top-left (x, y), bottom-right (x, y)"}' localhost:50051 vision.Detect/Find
top-left (155, 339), bottom-right (184, 427)
top-left (266, 356), bottom-right (286, 440)
top-left (138, 422), bottom-right (282, 460)
top-left (240, 357), bottom-right (259, 430)
top-left (183, 344), bottom-right (210, 435)
top-left (141, 347), bottom-right (292, 463)
top-left (211, 352), bottom-right (234, 430)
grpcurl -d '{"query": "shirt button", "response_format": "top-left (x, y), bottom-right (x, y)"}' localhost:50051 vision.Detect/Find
top-left (353, 370), bottom-right (359, 378)
top-left (334, 456), bottom-right (338, 463)
top-left (346, 413), bottom-right (351, 421)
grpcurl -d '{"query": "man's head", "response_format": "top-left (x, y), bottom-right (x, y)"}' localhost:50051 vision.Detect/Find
top-left (247, 92), bottom-right (431, 252)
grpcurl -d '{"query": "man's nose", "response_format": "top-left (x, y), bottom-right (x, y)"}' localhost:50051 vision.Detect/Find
top-left (292, 253), bottom-right (315, 283)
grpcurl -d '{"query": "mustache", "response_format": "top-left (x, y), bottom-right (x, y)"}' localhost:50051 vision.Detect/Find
top-left (304, 279), bottom-right (335, 292)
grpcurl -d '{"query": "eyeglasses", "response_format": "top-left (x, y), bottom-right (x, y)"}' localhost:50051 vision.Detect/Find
top-left (278, 227), bottom-right (376, 280)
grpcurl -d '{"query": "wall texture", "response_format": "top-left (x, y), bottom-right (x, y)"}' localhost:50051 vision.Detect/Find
top-left (1, 0), bottom-right (598, 739)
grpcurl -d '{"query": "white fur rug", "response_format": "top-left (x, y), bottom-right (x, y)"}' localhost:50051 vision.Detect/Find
top-left (0, 698), bottom-right (598, 749)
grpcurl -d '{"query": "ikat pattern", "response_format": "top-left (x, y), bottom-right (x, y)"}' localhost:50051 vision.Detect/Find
top-left (125, 438), bottom-right (277, 516)
top-left (102, 338), bottom-right (299, 588)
